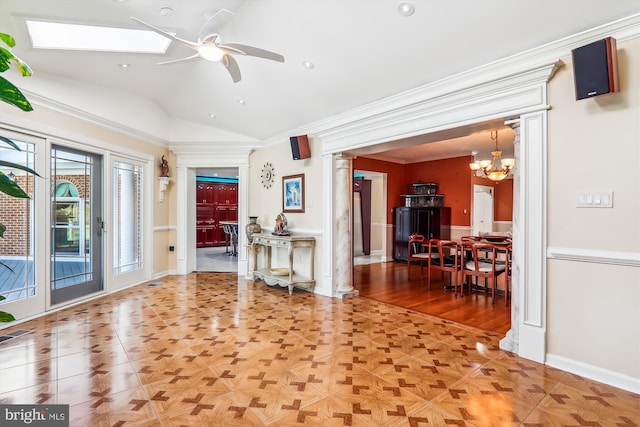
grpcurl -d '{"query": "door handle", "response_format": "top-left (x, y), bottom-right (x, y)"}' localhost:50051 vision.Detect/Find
top-left (97, 217), bottom-right (105, 235)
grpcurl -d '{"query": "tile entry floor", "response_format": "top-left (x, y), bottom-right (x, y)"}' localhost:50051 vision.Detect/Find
top-left (0, 273), bottom-right (638, 426)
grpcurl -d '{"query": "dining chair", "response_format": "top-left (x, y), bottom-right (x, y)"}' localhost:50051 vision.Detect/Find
top-left (428, 239), bottom-right (461, 295)
top-left (493, 242), bottom-right (512, 306)
top-left (460, 235), bottom-right (494, 290)
top-left (460, 241), bottom-right (506, 303)
top-left (407, 234), bottom-right (433, 278)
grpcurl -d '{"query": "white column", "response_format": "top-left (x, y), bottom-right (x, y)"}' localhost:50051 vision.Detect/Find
top-left (334, 153), bottom-right (359, 298)
top-left (500, 119), bottom-right (520, 353)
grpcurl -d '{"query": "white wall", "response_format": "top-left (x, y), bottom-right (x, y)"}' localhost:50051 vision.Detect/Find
top-left (546, 37), bottom-right (640, 385)
top-left (248, 137), bottom-right (328, 294)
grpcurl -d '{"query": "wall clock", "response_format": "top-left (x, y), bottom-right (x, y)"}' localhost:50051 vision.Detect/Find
top-left (261, 162), bottom-right (275, 188)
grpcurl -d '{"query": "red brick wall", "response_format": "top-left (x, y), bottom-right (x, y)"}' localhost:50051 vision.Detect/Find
top-left (0, 175), bottom-right (34, 256)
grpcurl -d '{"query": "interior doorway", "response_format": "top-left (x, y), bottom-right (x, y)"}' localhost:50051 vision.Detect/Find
top-left (195, 167), bottom-right (239, 272)
top-left (473, 185), bottom-right (494, 235)
top-left (353, 170), bottom-right (387, 266)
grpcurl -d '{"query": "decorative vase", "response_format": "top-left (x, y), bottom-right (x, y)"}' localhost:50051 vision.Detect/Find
top-left (245, 216), bottom-right (262, 243)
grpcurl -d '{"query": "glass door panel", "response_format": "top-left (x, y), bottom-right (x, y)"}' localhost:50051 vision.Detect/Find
top-left (0, 133), bottom-right (41, 319)
top-left (50, 146), bottom-right (103, 305)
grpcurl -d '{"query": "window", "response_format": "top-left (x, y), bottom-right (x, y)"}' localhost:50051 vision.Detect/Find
top-left (113, 161), bottom-right (143, 275)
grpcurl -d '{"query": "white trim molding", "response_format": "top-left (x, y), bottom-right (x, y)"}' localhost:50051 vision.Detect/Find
top-left (153, 225), bottom-right (177, 232)
top-left (547, 353), bottom-right (640, 394)
top-left (547, 247), bottom-right (640, 267)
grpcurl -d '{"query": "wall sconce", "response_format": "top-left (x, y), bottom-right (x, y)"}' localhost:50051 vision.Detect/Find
top-left (158, 176), bottom-right (171, 202)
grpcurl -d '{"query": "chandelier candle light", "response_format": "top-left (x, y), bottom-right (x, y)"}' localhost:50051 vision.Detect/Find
top-left (469, 131), bottom-right (515, 181)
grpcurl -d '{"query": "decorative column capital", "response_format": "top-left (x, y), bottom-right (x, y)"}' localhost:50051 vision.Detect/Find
top-left (334, 152), bottom-right (357, 163)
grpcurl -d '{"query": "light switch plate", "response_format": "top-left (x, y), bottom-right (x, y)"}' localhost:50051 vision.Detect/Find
top-left (577, 191), bottom-right (613, 208)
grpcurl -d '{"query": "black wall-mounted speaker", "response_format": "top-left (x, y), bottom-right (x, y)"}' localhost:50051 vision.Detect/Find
top-left (290, 135), bottom-right (311, 160)
top-left (572, 37), bottom-right (619, 100)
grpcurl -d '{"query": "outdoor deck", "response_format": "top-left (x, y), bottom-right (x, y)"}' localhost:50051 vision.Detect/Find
top-left (0, 258), bottom-right (88, 303)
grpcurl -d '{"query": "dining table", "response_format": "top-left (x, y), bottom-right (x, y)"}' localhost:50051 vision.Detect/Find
top-left (419, 235), bottom-right (512, 294)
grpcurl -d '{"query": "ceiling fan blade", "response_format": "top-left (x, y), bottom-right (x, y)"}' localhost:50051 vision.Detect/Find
top-left (157, 53), bottom-right (202, 65)
top-left (198, 9), bottom-right (234, 43)
top-left (130, 17), bottom-right (199, 50)
top-left (218, 43), bottom-right (285, 62)
top-left (222, 55), bottom-right (241, 83)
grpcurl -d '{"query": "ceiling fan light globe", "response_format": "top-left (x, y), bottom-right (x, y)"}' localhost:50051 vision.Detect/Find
top-left (199, 45), bottom-right (225, 61)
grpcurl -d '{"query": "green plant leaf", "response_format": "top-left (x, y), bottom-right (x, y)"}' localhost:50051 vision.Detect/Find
top-left (0, 160), bottom-right (40, 177)
top-left (0, 76), bottom-right (33, 111)
top-left (0, 46), bottom-right (14, 64)
top-left (0, 135), bottom-right (21, 151)
top-left (0, 33), bottom-right (16, 48)
top-left (0, 311), bottom-right (16, 322)
top-left (12, 55), bottom-right (33, 77)
top-left (0, 222), bottom-right (5, 237)
top-left (0, 172), bottom-right (29, 198)
top-left (0, 52), bottom-right (9, 72)
top-left (0, 295), bottom-right (5, 301)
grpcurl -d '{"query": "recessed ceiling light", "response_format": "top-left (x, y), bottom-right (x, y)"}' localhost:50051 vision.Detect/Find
top-left (397, 2), bottom-right (415, 17)
top-left (302, 60), bottom-right (315, 70)
top-left (237, 99), bottom-right (246, 105)
top-left (208, 113), bottom-right (216, 118)
top-left (159, 7), bottom-right (174, 17)
top-left (118, 63), bottom-right (131, 68)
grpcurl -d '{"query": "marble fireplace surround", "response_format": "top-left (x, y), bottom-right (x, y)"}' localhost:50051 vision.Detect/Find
top-left (315, 57), bottom-right (563, 365)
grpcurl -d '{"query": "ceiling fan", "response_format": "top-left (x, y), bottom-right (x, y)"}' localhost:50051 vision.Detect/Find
top-left (131, 9), bottom-right (284, 83)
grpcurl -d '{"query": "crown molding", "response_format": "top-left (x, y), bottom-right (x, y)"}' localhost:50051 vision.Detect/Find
top-left (305, 13), bottom-right (639, 153)
top-left (22, 90), bottom-right (169, 147)
top-left (171, 143), bottom-right (254, 168)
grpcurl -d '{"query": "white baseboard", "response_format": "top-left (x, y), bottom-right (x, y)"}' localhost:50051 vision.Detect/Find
top-left (546, 353), bottom-right (640, 394)
top-left (153, 269), bottom-right (176, 278)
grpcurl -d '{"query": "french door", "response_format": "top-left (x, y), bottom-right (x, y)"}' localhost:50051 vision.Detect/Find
top-left (50, 145), bottom-right (103, 305)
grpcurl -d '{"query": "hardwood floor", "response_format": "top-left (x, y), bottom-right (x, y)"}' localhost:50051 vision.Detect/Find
top-left (354, 261), bottom-right (511, 334)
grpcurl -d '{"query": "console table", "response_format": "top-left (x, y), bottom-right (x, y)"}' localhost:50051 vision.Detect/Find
top-left (250, 233), bottom-right (315, 295)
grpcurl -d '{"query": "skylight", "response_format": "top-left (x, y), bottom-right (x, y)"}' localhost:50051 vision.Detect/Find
top-left (26, 20), bottom-right (172, 54)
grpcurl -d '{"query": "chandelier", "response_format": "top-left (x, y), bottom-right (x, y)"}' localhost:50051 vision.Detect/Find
top-left (469, 131), bottom-right (514, 181)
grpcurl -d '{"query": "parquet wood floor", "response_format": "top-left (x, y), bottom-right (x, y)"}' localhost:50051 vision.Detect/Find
top-left (354, 261), bottom-right (511, 334)
top-left (0, 273), bottom-right (637, 426)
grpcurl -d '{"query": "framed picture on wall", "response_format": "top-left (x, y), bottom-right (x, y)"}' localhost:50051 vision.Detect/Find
top-left (282, 174), bottom-right (305, 213)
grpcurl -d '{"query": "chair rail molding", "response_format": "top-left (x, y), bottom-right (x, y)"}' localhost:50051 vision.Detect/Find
top-left (547, 247), bottom-right (640, 267)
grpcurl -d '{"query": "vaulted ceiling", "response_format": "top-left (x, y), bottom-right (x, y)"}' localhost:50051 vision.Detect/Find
top-left (2, 1), bottom-right (638, 161)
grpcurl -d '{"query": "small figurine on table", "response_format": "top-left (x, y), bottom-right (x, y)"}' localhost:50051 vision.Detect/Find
top-left (159, 155), bottom-right (170, 177)
top-left (273, 213), bottom-right (290, 236)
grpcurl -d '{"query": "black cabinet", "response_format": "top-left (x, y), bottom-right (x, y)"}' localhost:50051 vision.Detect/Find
top-left (392, 207), bottom-right (451, 261)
